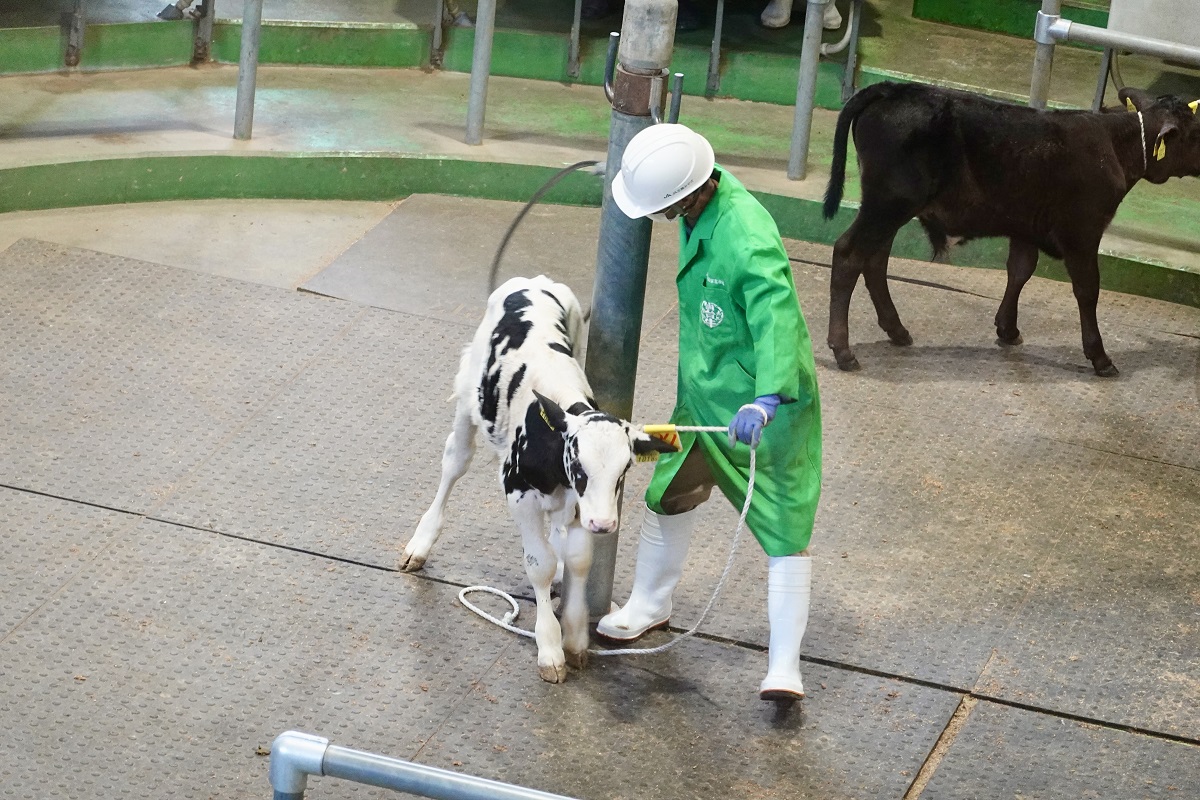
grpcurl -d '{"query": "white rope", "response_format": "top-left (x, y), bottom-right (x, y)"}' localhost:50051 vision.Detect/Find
top-left (458, 424), bottom-right (757, 658)
top-left (1138, 110), bottom-right (1147, 172)
top-left (458, 585), bottom-right (533, 639)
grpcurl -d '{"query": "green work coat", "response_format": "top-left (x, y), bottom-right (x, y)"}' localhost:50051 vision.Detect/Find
top-left (645, 168), bottom-right (823, 556)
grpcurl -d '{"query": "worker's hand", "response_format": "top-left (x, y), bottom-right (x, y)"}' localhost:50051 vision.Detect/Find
top-left (727, 395), bottom-right (782, 448)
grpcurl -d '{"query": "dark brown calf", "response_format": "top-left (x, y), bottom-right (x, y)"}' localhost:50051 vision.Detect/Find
top-left (823, 81), bottom-right (1200, 376)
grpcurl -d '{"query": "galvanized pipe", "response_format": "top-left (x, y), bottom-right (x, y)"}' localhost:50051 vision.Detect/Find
top-left (233, 0), bottom-right (264, 140)
top-left (1046, 15), bottom-right (1200, 64)
top-left (840, 0), bottom-right (864, 103)
top-left (582, 0), bottom-right (676, 619)
top-left (465, 0), bottom-right (498, 145)
top-left (707, 0), bottom-right (725, 95)
top-left (193, 0), bottom-right (215, 63)
top-left (1028, 0), bottom-right (1063, 109)
top-left (269, 731), bottom-right (580, 800)
top-left (1093, 47), bottom-right (1113, 110)
top-left (66, 0), bottom-right (85, 68)
top-left (432, 0), bottom-right (445, 64)
top-left (569, 0), bottom-right (583, 79)
top-left (786, 0), bottom-right (830, 180)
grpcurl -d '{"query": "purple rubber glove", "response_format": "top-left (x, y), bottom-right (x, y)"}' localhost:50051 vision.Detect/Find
top-left (727, 394), bottom-right (782, 448)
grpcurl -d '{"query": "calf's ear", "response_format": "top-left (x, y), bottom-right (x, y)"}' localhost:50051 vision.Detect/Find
top-left (631, 430), bottom-right (681, 456)
top-left (533, 391), bottom-right (568, 433)
top-left (1118, 87), bottom-right (1155, 112)
top-left (1153, 119), bottom-right (1179, 161)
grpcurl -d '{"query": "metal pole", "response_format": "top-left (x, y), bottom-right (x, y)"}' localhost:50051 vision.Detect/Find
top-left (1093, 47), bottom-right (1113, 110)
top-left (786, 0), bottom-right (829, 180)
top-left (841, 0), bottom-right (863, 103)
top-left (269, 731), bottom-right (581, 800)
top-left (432, 0), bottom-right (446, 67)
top-left (1054, 21), bottom-right (1200, 62)
top-left (582, 0), bottom-right (676, 620)
top-left (465, 0), bottom-right (498, 145)
top-left (569, 0), bottom-right (583, 79)
top-left (66, 0), bottom-right (85, 68)
top-left (706, 0), bottom-right (725, 95)
top-left (1029, 0), bottom-right (1062, 109)
top-left (233, 0), bottom-right (264, 140)
top-left (193, 0), bottom-right (215, 63)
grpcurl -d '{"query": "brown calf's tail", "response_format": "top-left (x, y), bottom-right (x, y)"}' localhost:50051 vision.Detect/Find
top-left (823, 82), bottom-right (894, 220)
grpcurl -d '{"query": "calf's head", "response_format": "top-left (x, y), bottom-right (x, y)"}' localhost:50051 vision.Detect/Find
top-left (536, 392), bottom-right (678, 533)
top-left (1120, 87), bottom-right (1200, 184)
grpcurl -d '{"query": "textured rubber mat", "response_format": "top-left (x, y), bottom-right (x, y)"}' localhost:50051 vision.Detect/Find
top-left (0, 517), bottom-right (511, 799)
top-left (0, 238), bottom-right (361, 514)
top-left (976, 454), bottom-right (1200, 738)
top-left (922, 699), bottom-right (1200, 799)
top-left (0, 486), bottom-right (135, 640)
top-left (420, 629), bottom-right (961, 800)
top-left (300, 194), bottom-right (682, 334)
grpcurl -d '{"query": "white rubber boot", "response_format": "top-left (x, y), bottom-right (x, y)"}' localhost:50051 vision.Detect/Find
top-left (759, 555), bottom-right (812, 700)
top-left (595, 508), bottom-right (696, 642)
top-left (823, 2), bottom-right (843, 29)
top-left (760, 0), bottom-right (792, 28)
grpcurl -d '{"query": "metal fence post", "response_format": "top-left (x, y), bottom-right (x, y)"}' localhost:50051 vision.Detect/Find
top-left (582, 0), bottom-right (676, 619)
top-left (234, 0), bottom-right (264, 140)
top-left (465, 0), bottom-right (498, 144)
top-left (786, 0), bottom-right (830, 180)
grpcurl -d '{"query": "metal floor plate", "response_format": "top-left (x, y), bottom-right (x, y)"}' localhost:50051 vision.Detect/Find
top-left (300, 194), bottom-right (682, 336)
top-left (0, 238), bottom-right (361, 514)
top-left (2, 212), bottom-right (1197, 798)
top-left (922, 699), bottom-right (1200, 799)
top-left (0, 516), bottom-right (510, 799)
top-left (421, 634), bottom-right (961, 800)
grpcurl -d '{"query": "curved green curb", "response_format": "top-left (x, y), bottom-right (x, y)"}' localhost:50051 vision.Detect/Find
top-left (1, 152), bottom-right (1195, 310)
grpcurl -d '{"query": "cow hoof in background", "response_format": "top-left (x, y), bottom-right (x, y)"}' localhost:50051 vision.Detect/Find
top-left (996, 333), bottom-right (1024, 346)
top-left (833, 351), bottom-right (861, 371)
top-left (887, 328), bottom-right (913, 347)
top-left (1094, 362), bottom-right (1120, 378)
top-left (539, 659), bottom-right (569, 684)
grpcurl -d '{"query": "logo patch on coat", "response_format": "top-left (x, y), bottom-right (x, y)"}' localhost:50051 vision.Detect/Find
top-left (700, 300), bottom-right (725, 329)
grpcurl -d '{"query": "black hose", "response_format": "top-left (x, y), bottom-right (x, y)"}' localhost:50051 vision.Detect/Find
top-left (487, 159), bottom-right (601, 295)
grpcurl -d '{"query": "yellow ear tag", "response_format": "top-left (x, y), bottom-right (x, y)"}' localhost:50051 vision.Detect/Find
top-left (1190, 100), bottom-right (1199, 115)
top-left (1126, 97), bottom-right (1137, 112)
top-left (1155, 139), bottom-right (1167, 160)
top-left (539, 405), bottom-right (554, 429)
top-left (636, 425), bottom-right (681, 463)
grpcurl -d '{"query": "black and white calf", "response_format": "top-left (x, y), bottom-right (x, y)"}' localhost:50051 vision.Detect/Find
top-left (401, 275), bottom-right (676, 684)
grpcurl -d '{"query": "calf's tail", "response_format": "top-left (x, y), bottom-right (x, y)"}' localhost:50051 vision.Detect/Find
top-left (823, 82), bottom-right (893, 220)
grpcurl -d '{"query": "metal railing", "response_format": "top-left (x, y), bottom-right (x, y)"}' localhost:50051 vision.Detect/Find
top-left (269, 730), bottom-right (581, 800)
top-left (1029, 0), bottom-right (1200, 110)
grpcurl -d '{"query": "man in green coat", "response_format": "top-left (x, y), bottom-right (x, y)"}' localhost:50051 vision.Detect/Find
top-left (596, 123), bottom-right (823, 701)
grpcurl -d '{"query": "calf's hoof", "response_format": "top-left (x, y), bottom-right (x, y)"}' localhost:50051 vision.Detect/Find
top-left (565, 648), bottom-right (589, 671)
top-left (398, 551), bottom-right (426, 572)
top-left (886, 328), bottom-right (913, 347)
top-left (833, 353), bottom-right (861, 372)
top-left (996, 332), bottom-right (1023, 347)
top-left (1093, 361), bottom-right (1119, 378)
top-left (538, 661), bottom-right (568, 684)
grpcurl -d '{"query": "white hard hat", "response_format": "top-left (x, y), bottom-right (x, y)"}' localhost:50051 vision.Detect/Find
top-left (611, 123), bottom-right (716, 219)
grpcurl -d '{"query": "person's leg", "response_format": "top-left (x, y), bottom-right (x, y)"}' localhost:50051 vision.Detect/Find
top-left (595, 446), bottom-right (716, 642)
top-left (761, 1), bottom-right (842, 30)
top-left (758, 550), bottom-right (812, 700)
